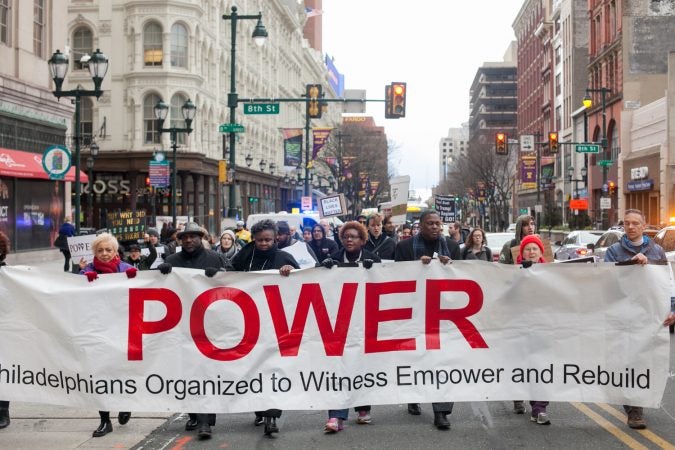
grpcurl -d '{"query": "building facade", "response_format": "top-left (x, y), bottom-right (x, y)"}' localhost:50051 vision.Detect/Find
top-left (439, 123), bottom-right (468, 183)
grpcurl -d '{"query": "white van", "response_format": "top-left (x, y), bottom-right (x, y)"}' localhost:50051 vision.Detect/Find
top-left (243, 212), bottom-right (344, 232)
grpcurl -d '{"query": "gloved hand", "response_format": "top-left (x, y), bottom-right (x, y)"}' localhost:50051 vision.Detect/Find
top-left (84, 271), bottom-right (98, 282)
top-left (158, 262), bottom-right (172, 274)
top-left (320, 258), bottom-right (336, 269)
top-left (521, 260), bottom-right (533, 269)
top-left (362, 259), bottom-right (374, 269)
top-left (205, 267), bottom-right (219, 278)
top-left (125, 267), bottom-right (137, 279)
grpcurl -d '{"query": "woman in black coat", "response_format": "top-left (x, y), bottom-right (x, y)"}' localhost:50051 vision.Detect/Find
top-left (230, 220), bottom-right (299, 436)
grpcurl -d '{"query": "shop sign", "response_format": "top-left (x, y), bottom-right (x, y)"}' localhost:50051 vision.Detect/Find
top-left (627, 179), bottom-right (654, 192)
top-left (83, 179), bottom-right (131, 195)
top-left (630, 167), bottom-right (648, 180)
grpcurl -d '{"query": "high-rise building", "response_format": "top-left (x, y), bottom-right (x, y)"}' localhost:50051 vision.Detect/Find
top-left (439, 124), bottom-right (469, 183)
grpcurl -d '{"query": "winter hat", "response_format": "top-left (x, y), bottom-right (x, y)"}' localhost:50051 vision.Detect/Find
top-left (236, 220), bottom-right (245, 227)
top-left (277, 221), bottom-right (290, 234)
top-left (128, 244), bottom-right (141, 252)
top-left (519, 234), bottom-right (545, 257)
top-left (147, 227), bottom-right (159, 238)
top-left (220, 230), bottom-right (236, 241)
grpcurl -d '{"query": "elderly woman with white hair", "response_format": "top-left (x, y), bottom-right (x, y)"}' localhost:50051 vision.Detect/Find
top-left (79, 232), bottom-right (137, 437)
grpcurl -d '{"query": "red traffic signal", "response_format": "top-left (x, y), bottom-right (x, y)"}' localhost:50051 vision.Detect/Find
top-left (495, 132), bottom-right (507, 154)
top-left (608, 180), bottom-right (616, 195)
top-left (548, 132), bottom-right (559, 153)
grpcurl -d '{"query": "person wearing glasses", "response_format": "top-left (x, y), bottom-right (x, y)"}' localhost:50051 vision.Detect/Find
top-left (318, 221), bottom-right (380, 433)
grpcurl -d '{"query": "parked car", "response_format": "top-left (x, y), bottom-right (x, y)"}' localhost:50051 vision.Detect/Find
top-left (484, 232), bottom-right (515, 262)
top-left (588, 229), bottom-right (623, 261)
top-left (554, 230), bottom-right (604, 261)
top-left (653, 226), bottom-right (675, 261)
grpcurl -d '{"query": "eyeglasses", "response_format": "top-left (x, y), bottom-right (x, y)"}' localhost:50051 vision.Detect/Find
top-left (342, 234), bottom-right (361, 240)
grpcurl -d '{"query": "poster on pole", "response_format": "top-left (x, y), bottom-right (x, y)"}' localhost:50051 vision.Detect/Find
top-left (434, 195), bottom-right (456, 223)
top-left (389, 175), bottom-right (410, 225)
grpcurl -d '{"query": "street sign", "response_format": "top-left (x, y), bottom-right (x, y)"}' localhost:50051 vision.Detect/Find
top-left (42, 145), bottom-right (72, 180)
top-left (219, 123), bottom-right (245, 133)
top-left (520, 135), bottom-right (534, 152)
top-left (243, 103), bottom-right (280, 115)
top-left (600, 197), bottom-right (611, 210)
top-left (149, 161), bottom-right (170, 187)
top-left (570, 199), bottom-right (588, 210)
top-left (598, 159), bottom-right (613, 167)
top-left (575, 144), bottom-right (600, 153)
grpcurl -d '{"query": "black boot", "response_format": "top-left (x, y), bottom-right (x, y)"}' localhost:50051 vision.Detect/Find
top-left (433, 412), bottom-right (450, 430)
top-left (197, 422), bottom-right (212, 439)
top-left (185, 413), bottom-right (198, 431)
top-left (407, 403), bottom-right (421, 415)
top-left (0, 406), bottom-right (9, 429)
top-left (92, 419), bottom-right (112, 437)
top-left (117, 412), bottom-right (131, 425)
top-left (263, 416), bottom-right (279, 436)
top-left (254, 412), bottom-right (264, 426)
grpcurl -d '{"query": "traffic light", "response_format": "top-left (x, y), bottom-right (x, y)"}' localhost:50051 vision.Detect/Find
top-left (145, 176), bottom-right (151, 187)
top-left (548, 132), bottom-right (559, 153)
top-left (391, 82), bottom-right (406, 118)
top-left (495, 132), bottom-right (507, 154)
top-left (306, 84), bottom-right (322, 119)
top-left (608, 181), bottom-right (616, 196)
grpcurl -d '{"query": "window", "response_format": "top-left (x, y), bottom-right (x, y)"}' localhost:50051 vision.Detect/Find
top-left (144, 94), bottom-right (162, 144)
top-left (170, 23), bottom-right (188, 68)
top-left (72, 27), bottom-right (93, 70)
top-left (33, 0), bottom-right (44, 57)
top-left (170, 94), bottom-right (187, 145)
top-left (75, 98), bottom-right (94, 146)
top-left (143, 22), bottom-right (163, 66)
top-left (0, 0), bottom-right (10, 45)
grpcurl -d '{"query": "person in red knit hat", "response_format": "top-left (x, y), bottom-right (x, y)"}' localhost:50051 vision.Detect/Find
top-left (517, 234), bottom-right (546, 265)
top-left (516, 233), bottom-right (551, 425)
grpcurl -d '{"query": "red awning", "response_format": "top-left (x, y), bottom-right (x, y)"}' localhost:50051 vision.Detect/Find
top-left (0, 148), bottom-right (88, 182)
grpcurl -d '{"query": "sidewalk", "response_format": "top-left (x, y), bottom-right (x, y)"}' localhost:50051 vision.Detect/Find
top-left (0, 404), bottom-right (174, 449)
top-left (1, 253), bottom-right (175, 449)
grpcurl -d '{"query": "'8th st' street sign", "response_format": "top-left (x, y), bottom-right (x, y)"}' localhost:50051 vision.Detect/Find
top-left (243, 103), bottom-right (280, 115)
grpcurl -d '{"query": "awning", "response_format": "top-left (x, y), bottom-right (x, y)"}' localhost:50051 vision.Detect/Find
top-left (0, 148), bottom-right (87, 182)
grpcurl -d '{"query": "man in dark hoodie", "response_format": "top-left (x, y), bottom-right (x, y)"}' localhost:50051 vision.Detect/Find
top-left (499, 214), bottom-right (535, 265)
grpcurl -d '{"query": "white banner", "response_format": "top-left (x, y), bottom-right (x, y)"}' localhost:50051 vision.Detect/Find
top-left (0, 262), bottom-right (670, 413)
top-left (389, 175), bottom-right (410, 225)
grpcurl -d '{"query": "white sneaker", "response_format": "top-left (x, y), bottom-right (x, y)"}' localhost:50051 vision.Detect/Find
top-left (530, 412), bottom-right (551, 425)
top-left (356, 411), bottom-right (372, 424)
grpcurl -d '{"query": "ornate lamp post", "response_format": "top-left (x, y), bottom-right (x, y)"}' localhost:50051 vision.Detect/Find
top-left (223, 6), bottom-right (268, 217)
top-left (48, 48), bottom-right (108, 234)
top-left (154, 99), bottom-right (196, 228)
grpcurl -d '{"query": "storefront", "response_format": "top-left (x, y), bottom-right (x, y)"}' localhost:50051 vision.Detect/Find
top-left (622, 150), bottom-right (660, 226)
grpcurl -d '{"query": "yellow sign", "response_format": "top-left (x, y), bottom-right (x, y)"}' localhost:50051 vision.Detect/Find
top-left (218, 160), bottom-right (227, 183)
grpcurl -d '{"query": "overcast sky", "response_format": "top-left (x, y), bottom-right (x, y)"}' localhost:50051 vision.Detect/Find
top-left (322, 1), bottom-right (523, 199)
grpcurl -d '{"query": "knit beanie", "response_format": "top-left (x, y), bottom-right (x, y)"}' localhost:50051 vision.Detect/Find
top-left (519, 234), bottom-right (545, 262)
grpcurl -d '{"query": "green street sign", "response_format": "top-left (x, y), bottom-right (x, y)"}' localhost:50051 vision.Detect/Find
top-left (575, 144), bottom-right (600, 153)
top-left (598, 159), bottom-right (613, 167)
top-left (219, 123), bottom-right (245, 133)
top-left (244, 103), bottom-right (280, 115)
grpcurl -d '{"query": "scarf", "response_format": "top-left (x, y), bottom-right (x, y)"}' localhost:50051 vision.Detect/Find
top-left (412, 233), bottom-right (450, 260)
top-left (93, 255), bottom-right (121, 273)
top-left (219, 244), bottom-right (238, 260)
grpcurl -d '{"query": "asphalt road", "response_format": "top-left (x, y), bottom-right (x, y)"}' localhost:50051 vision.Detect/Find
top-left (133, 334), bottom-right (675, 450)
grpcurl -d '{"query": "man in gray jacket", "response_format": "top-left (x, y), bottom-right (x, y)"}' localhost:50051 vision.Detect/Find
top-left (604, 209), bottom-right (675, 430)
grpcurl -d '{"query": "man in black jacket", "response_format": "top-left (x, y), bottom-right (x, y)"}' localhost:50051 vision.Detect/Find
top-left (394, 210), bottom-right (458, 430)
top-left (364, 213), bottom-right (396, 260)
top-left (158, 222), bottom-right (231, 439)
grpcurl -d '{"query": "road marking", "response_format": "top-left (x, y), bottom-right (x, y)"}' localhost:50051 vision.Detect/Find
top-left (571, 402), bottom-right (648, 450)
top-left (595, 403), bottom-right (675, 449)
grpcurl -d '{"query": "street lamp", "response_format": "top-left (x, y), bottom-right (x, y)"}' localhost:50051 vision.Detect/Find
top-left (223, 6), bottom-right (268, 218)
top-left (154, 98), bottom-right (196, 228)
top-left (86, 141), bottom-right (99, 228)
top-left (583, 87), bottom-right (611, 228)
top-left (245, 154), bottom-right (253, 168)
top-left (49, 48), bottom-right (108, 234)
top-left (269, 162), bottom-right (276, 176)
top-left (259, 159), bottom-right (266, 172)
top-left (567, 166), bottom-right (588, 199)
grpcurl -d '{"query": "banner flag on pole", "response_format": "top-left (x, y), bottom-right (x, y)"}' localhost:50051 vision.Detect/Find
top-left (280, 128), bottom-right (303, 167)
top-left (312, 128), bottom-right (333, 160)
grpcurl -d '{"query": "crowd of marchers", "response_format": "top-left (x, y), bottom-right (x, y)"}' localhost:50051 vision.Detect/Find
top-left (0, 208), bottom-right (673, 439)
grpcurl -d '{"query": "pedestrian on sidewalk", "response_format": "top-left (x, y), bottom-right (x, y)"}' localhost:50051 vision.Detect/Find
top-left (80, 232), bottom-right (137, 437)
top-left (56, 217), bottom-right (75, 272)
top-left (0, 230), bottom-right (11, 429)
top-left (603, 208), bottom-right (675, 430)
top-left (516, 234), bottom-right (551, 425)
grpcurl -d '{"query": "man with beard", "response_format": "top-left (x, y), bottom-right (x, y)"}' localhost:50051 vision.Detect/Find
top-left (394, 210), bottom-right (459, 430)
top-left (157, 222), bottom-right (231, 440)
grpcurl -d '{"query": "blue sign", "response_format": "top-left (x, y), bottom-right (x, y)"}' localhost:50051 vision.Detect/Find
top-left (325, 54), bottom-right (344, 97)
top-left (627, 179), bottom-right (654, 192)
top-left (149, 161), bottom-right (170, 187)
